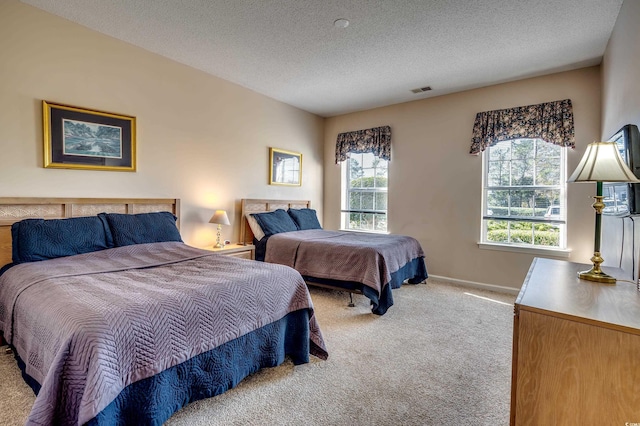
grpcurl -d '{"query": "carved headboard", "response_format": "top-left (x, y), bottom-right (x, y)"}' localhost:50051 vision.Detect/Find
top-left (240, 198), bottom-right (310, 245)
top-left (0, 197), bottom-right (180, 267)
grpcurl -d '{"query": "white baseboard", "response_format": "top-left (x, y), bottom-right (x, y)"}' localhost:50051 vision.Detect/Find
top-left (427, 274), bottom-right (520, 295)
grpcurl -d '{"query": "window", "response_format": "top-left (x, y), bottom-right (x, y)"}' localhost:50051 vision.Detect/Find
top-left (341, 152), bottom-right (388, 232)
top-left (482, 138), bottom-right (566, 249)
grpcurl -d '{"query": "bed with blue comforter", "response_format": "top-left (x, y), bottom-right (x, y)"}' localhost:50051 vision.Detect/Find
top-left (243, 201), bottom-right (428, 315)
top-left (0, 207), bottom-right (327, 425)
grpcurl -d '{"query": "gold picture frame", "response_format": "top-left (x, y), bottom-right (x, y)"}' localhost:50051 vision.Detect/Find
top-left (269, 148), bottom-right (302, 186)
top-left (43, 101), bottom-right (136, 172)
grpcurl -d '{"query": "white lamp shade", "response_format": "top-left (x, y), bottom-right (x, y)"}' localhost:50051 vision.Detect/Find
top-left (568, 142), bottom-right (640, 183)
top-left (209, 210), bottom-right (230, 226)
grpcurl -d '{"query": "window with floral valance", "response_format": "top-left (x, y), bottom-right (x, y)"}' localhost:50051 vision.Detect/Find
top-left (469, 99), bottom-right (575, 155)
top-left (473, 99), bottom-right (575, 252)
top-left (336, 125), bottom-right (391, 233)
top-left (335, 125), bottom-right (391, 164)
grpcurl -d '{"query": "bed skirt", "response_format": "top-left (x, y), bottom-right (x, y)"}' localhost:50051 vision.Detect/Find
top-left (304, 256), bottom-right (428, 315)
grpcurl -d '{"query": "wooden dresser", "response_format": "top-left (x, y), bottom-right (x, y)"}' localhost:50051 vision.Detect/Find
top-left (511, 257), bottom-right (640, 425)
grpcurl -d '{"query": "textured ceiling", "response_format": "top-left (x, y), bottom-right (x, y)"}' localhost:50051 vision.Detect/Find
top-left (21, 0), bottom-right (623, 117)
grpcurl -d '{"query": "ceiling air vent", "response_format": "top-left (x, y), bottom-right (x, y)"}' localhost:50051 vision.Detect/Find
top-left (411, 86), bottom-right (432, 94)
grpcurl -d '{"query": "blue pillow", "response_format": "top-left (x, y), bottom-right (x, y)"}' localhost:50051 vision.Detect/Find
top-left (287, 208), bottom-right (322, 230)
top-left (11, 215), bottom-right (113, 264)
top-left (251, 209), bottom-right (298, 237)
top-left (100, 212), bottom-right (182, 247)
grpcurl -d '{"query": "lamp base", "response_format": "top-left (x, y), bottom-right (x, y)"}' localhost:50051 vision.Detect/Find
top-left (577, 252), bottom-right (616, 284)
top-left (213, 225), bottom-right (224, 249)
top-left (577, 268), bottom-right (616, 284)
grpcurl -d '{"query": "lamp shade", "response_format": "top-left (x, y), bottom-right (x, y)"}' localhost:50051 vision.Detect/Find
top-left (209, 210), bottom-right (230, 226)
top-left (568, 142), bottom-right (640, 183)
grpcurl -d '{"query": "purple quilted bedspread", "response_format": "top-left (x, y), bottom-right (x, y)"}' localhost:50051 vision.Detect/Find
top-left (0, 242), bottom-right (327, 425)
top-left (264, 229), bottom-right (425, 295)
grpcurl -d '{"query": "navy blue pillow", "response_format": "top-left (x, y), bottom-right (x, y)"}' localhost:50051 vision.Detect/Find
top-left (251, 209), bottom-right (298, 237)
top-left (11, 215), bottom-right (114, 264)
top-left (101, 211), bottom-right (182, 247)
top-left (287, 208), bottom-right (322, 230)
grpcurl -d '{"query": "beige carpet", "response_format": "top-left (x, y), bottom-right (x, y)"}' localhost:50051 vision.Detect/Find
top-left (0, 280), bottom-right (515, 425)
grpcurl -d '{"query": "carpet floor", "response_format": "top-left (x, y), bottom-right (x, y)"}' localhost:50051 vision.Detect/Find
top-left (0, 279), bottom-right (516, 425)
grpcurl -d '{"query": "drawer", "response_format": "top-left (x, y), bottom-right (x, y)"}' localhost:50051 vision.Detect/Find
top-left (225, 250), bottom-right (253, 260)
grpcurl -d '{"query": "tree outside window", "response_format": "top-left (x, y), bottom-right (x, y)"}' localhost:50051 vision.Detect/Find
top-left (342, 152), bottom-right (388, 232)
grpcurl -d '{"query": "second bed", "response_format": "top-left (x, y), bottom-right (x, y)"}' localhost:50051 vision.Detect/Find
top-left (241, 199), bottom-right (428, 315)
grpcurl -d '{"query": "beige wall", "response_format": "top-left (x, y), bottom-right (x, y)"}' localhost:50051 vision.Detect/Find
top-left (0, 1), bottom-right (613, 289)
top-left (325, 68), bottom-right (601, 289)
top-left (602, 0), bottom-right (640, 138)
top-left (0, 0), bottom-right (324, 248)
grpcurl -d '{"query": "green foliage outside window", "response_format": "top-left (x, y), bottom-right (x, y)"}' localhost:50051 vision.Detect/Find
top-left (345, 154), bottom-right (388, 232)
top-left (484, 139), bottom-right (565, 248)
top-left (350, 176), bottom-right (388, 188)
top-left (348, 212), bottom-right (387, 231)
top-left (487, 229), bottom-right (559, 246)
top-left (486, 220), bottom-right (560, 246)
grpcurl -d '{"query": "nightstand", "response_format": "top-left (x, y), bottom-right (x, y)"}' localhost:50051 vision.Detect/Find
top-left (206, 243), bottom-right (255, 260)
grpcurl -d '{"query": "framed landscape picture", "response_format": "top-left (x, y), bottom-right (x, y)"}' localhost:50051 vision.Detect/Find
top-left (43, 101), bottom-right (136, 171)
top-left (269, 147), bottom-right (302, 186)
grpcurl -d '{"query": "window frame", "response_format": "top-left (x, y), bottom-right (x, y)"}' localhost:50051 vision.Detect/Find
top-left (480, 138), bottom-right (569, 252)
top-left (340, 152), bottom-right (388, 233)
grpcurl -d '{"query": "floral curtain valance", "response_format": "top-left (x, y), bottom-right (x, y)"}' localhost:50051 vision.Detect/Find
top-left (469, 99), bottom-right (575, 155)
top-left (335, 125), bottom-right (391, 163)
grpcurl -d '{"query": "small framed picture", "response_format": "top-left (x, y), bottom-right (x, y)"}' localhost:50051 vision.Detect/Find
top-left (269, 147), bottom-right (302, 186)
top-left (43, 101), bottom-right (136, 172)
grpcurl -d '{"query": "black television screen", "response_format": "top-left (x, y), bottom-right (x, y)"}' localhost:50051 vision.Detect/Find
top-left (602, 124), bottom-right (640, 215)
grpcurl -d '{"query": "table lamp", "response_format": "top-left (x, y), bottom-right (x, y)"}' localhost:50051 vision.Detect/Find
top-left (209, 209), bottom-right (230, 248)
top-left (568, 141), bottom-right (640, 284)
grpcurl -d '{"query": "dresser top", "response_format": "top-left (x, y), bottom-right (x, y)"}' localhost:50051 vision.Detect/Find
top-left (517, 257), bottom-right (640, 334)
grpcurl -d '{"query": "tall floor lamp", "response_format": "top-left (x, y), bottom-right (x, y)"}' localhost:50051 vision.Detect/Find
top-left (568, 141), bottom-right (640, 284)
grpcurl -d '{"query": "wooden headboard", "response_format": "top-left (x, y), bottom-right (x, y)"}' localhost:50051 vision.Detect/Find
top-left (240, 198), bottom-right (310, 245)
top-left (0, 197), bottom-right (180, 267)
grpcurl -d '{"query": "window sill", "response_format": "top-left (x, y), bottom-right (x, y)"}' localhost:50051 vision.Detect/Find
top-left (478, 242), bottom-right (571, 258)
top-left (339, 228), bottom-right (390, 235)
